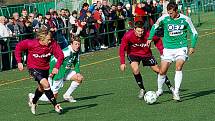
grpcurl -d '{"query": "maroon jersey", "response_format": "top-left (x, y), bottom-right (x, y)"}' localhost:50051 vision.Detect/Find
top-left (15, 38), bottom-right (64, 70)
top-left (119, 29), bottom-right (164, 64)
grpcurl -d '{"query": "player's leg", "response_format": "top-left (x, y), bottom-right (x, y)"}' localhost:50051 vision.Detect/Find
top-left (150, 65), bottom-right (174, 93)
top-left (156, 60), bottom-right (171, 96)
top-left (173, 59), bottom-right (185, 101)
top-left (130, 61), bottom-right (145, 99)
top-left (40, 78), bottom-right (63, 113)
top-left (28, 85), bottom-right (44, 114)
top-left (63, 71), bottom-right (83, 102)
top-left (38, 78), bottom-right (64, 101)
top-left (173, 47), bottom-right (188, 101)
top-left (28, 68), bottom-right (47, 114)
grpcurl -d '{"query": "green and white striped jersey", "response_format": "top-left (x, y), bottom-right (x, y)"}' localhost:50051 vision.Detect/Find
top-left (49, 46), bottom-right (80, 80)
top-left (148, 14), bottom-right (198, 49)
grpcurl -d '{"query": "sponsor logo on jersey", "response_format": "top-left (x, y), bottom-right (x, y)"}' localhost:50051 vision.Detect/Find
top-left (168, 24), bottom-right (184, 36)
top-left (132, 43), bottom-right (147, 48)
top-left (33, 53), bottom-right (51, 58)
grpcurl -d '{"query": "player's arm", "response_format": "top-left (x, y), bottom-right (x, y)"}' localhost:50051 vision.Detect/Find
top-left (186, 17), bottom-right (198, 55)
top-left (15, 39), bottom-right (30, 71)
top-left (147, 15), bottom-right (166, 46)
top-left (51, 41), bottom-right (64, 74)
top-left (119, 34), bottom-right (128, 71)
top-left (74, 55), bottom-right (80, 73)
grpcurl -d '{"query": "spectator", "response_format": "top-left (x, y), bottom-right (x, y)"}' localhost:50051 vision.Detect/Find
top-left (32, 13), bottom-right (43, 32)
top-left (69, 10), bottom-right (78, 34)
top-left (0, 16), bottom-right (12, 37)
top-left (79, 3), bottom-right (89, 21)
top-left (0, 16), bottom-right (12, 70)
top-left (52, 11), bottom-right (68, 49)
top-left (116, 2), bottom-right (126, 44)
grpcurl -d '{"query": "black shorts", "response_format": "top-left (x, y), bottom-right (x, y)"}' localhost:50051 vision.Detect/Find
top-left (127, 55), bottom-right (157, 66)
top-left (28, 68), bottom-right (49, 83)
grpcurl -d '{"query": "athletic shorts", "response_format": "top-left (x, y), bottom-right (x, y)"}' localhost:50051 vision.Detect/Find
top-left (127, 55), bottom-right (157, 66)
top-left (49, 70), bottom-right (77, 94)
top-left (28, 68), bottom-right (49, 83)
top-left (161, 47), bottom-right (188, 63)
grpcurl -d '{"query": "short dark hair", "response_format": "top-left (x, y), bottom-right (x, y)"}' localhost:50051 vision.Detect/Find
top-left (134, 21), bottom-right (144, 28)
top-left (70, 36), bottom-right (81, 43)
top-left (72, 10), bottom-right (78, 15)
top-left (167, 2), bottom-right (178, 11)
top-left (82, 3), bottom-right (89, 8)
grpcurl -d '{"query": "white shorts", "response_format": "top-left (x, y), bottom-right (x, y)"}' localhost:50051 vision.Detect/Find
top-left (48, 70), bottom-right (77, 94)
top-left (161, 47), bottom-right (188, 63)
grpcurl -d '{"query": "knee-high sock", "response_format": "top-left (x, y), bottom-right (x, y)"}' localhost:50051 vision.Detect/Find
top-left (64, 81), bottom-right (80, 96)
top-left (133, 73), bottom-right (145, 90)
top-left (157, 74), bottom-right (166, 92)
top-left (174, 71), bottom-right (182, 93)
top-left (32, 88), bottom-right (43, 104)
top-left (44, 89), bottom-right (57, 106)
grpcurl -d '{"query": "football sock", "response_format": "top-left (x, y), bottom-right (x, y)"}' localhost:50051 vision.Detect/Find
top-left (133, 73), bottom-right (145, 90)
top-left (44, 88), bottom-right (57, 106)
top-left (174, 71), bottom-right (182, 93)
top-left (164, 76), bottom-right (172, 88)
top-left (157, 74), bottom-right (166, 92)
top-left (32, 88), bottom-right (43, 104)
top-left (64, 81), bottom-right (80, 96)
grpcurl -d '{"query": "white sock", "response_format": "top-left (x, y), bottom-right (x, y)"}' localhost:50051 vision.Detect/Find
top-left (157, 74), bottom-right (166, 92)
top-left (64, 81), bottom-right (80, 96)
top-left (174, 71), bottom-right (183, 94)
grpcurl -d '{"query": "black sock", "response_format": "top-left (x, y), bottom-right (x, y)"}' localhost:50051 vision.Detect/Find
top-left (165, 76), bottom-right (172, 88)
top-left (44, 89), bottom-right (57, 106)
top-left (32, 88), bottom-right (43, 104)
top-left (133, 73), bottom-right (145, 90)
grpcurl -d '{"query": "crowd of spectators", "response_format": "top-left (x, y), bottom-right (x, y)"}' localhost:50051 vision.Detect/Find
top-left (0, 0), bottom-right (183, 70)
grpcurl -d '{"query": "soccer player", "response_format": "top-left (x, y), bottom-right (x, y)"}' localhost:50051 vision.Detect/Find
top-left (147, 2), bottom-right (198, 101)
top-left (15, 25), bottom-right (64, 114)
top-left (119, 21), bottom-right (174, 99)
top-left (29, 36), bottom-right (83, 103)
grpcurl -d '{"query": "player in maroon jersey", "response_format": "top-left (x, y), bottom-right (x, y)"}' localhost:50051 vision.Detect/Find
top-left (15, 25), bottom-right (64, 114)
top-left (119, 21), bottom-right (174, 99)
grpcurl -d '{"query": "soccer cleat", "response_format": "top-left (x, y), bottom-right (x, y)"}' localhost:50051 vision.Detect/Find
top-left (156, 90), bottom-right (163, 97)
top-left (28, 93), bottom-right (37, 114)
top-left (138, 89), bottom-right (145, 99)
top-left (173, 91), bottom-right (180, 101)
top-left (55, 104), bottom-right (63, 114)
top-left (63, 94), bottom-right (77, 103)
top-left (28, 93), bottom-right (34, 107)
top-left (30, 104), bottom-right (37, 115)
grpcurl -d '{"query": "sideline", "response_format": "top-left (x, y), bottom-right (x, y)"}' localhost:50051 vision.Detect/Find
top-left (0, 31), bottom-right (215, 87)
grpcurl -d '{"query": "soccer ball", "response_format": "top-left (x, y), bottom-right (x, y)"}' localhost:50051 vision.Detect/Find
top-left (144, 91), bottom-right (157, 104)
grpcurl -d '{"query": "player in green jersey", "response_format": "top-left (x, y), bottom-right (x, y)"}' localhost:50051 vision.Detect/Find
top-left (29, 36), bottom-right (84, 103)
top-left (147, 2), bottom-right (198, 101)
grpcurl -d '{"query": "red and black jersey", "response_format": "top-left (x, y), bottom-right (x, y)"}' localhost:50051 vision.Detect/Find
top-left (119, 29), bottom-right (164, 64)
top-left (15, 38), bottom-right (64, 70)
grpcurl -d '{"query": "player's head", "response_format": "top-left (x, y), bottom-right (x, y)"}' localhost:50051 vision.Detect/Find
top-left (167, 2), bottom-right (178, 19)
top-left (134, 21), bottom-right (144, 37)
top-left (37, 25), bottom-right (52, 46)
top-left (70, 36), bottom-right (81, 52)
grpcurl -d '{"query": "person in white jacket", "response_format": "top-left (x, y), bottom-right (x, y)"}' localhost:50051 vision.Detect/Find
top-left (0, 16), bottom-right (12, 38)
